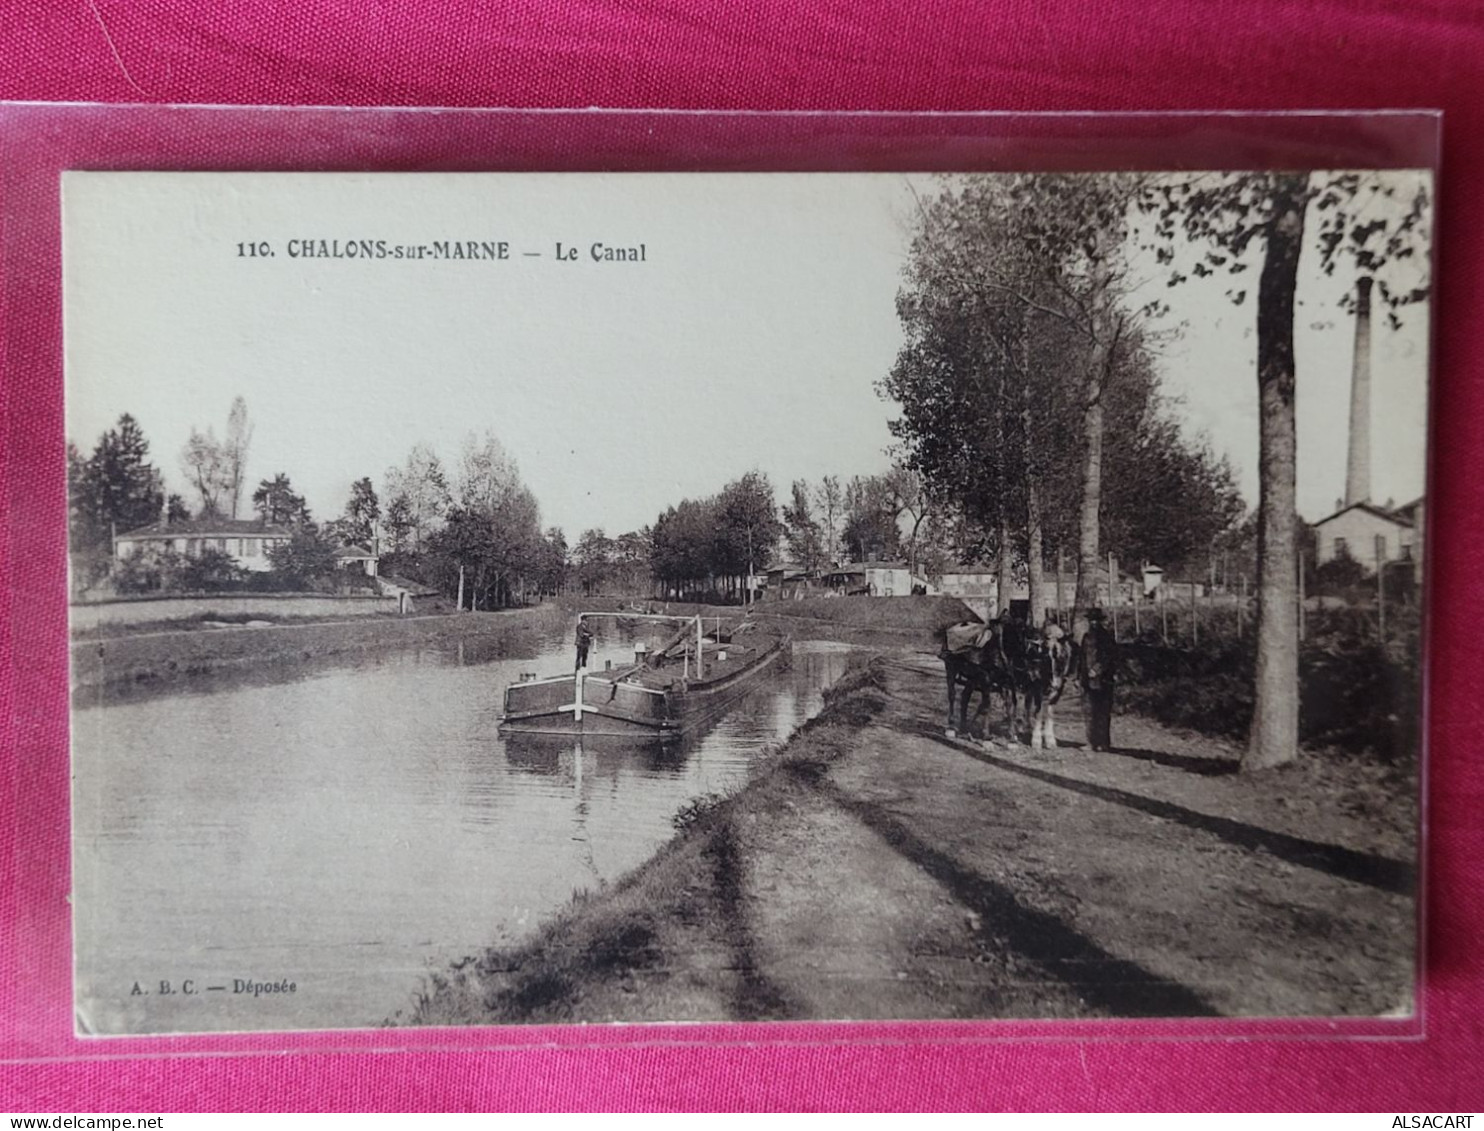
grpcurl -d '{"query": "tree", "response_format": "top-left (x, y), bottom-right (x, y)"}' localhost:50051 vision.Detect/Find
top-left (383, 443), bottom-right (451, 551)
top-left (427, 507), bottom-right (488, 608)
top-left (177, 547), bottom-right (246, 592)
top-left (892, 174), bottom-right (1145, 633)
top-left (113, 545), bottom-right (179, 594)
top-left (650, 497), bottom-right (719, 599)
top-left (267, 526), bottom-right (338, 589)
top-left (1143, 170), bottom-right (1430, 769)
top-left (222, 396), bottom-right (253, 519)
top-left (252, 473), bottom-right (312, 526)
top-left (383, 493), bottom-right (415, 555)
top-left (66, 442), bottom-right (91, 550)
top-left (534, 526), bottom-right (569, 596)
top-left (814, 475), bottom-right (845, 565)
top-left (842, 474), bottom-right (902, 563)
top-left (781, 480), bottom-right (826, 572)
top-left (1314, 547), bottom-right (1368, 594)
top-left (715, 472), bottom-right (781, 596)
top-left (417, 430), bottom-right (544, 608)
top-left (612, 530), bottom-right (652, 594)
top-left (457, 430), bottom-right (518, 513)
top-left (881, 466), bottom-right (942, 577)
top-left (572, 528), bottom-right (614, 595)
top-left (1096, 358), bottom-right (1245, 574)
top-left (180, 427), bottom-right (229, 518)
top-left (334, 477), bottom-right (380, 545)
top-left (883, 291), bottom-right (1018, 599)
top-left (68, 414), bottom-right (165, 555)
top-left (180, 399), bottom-right (252, 519)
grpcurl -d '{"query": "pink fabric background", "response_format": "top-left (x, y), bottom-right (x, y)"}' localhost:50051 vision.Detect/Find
top-left (2, 0), bottom-right (1481, 1112)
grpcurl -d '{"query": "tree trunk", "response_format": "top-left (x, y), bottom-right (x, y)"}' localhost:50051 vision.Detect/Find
top-left (1244, 173), bottom-right (1308, 772)
top-left (1027, 474), bottom-right (1045, 627)
top-left (994, 369), bottom-right (1012, 617)
top-left (1072, 349), bottom-right (1108, 643)
top-left (1022, 356), bottom-right (1044, 626)
top-left (1072, 237), bottom-right (1119, 645)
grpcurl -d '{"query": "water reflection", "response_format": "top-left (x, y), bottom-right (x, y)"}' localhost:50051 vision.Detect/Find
top-left (501, 735), bottom-right (694, 779)
top-left (70, 623), bottom-right (852, 1034)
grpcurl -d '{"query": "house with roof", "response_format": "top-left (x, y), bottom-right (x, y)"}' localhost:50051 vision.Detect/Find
top-left (1312, 498), bottom-right (1423, 577)
top-left (114, 518), bottom-right (293, 572)
top-left (333, 543), bottom-right (380, 577)
top-left (822, 560), bottom-right (934, 598)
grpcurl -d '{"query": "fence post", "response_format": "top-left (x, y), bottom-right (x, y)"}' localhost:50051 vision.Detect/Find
top-left (1375, 533), bottom-right (1387, 640)
top-left (1108, 551), bottom-right (1118, 637)
top-left (1192, 580), bottom-right (1199, 647)
top-left (1160, 581), bottom-right (1168, 643)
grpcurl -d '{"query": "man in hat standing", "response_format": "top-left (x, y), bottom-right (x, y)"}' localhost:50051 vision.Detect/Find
top-left (574, 615), bottom-right (594, 670)
top-left (1077, 607), bottom-right (1119, 751)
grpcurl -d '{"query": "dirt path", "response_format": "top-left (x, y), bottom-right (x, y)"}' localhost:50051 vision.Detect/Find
top-left (411, 651), bottom-right (1416, 1025)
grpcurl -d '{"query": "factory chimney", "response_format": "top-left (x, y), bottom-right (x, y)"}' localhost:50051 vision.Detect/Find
top-left (1344, 276), bottom-right (1374, 507)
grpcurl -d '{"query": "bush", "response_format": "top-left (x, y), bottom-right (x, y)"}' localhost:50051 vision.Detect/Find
top-left (115, 544), bottom-right (244, 593)
top-left (1119, 603), bottom-right (1421, 763)
top-left (112, 546), bottom-right (177, 594)
top-left (1313, 551), bottom-right (1369, 594)
top-left (672, 791), bottom-right (729, 833)
top-left (335, 570), bottom-right (381, 593)
top-left (175, 547), bottom-right (246, 592)
top-left (266, 527), bottom-right (339, 590)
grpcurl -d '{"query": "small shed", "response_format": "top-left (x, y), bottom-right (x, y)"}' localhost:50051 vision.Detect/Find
top-left (333, 543), bottom-right (380, 577)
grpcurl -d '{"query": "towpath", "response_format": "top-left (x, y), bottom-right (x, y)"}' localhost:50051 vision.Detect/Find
top-left (414, 650), bottom-right (1416, 1025)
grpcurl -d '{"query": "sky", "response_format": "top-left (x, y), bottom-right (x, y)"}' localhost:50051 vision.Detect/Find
top-left (63, 171), bottom-right (1432, 540)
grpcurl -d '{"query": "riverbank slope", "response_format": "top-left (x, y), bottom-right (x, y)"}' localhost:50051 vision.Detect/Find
top-left (409, 650), bottom-right (1416, 1024)
top-left (70, 604), bottom-right (570, 693)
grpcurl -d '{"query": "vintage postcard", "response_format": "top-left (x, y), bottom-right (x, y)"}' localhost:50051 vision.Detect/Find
top-left (64, 169), bottom-right (1429, 1035)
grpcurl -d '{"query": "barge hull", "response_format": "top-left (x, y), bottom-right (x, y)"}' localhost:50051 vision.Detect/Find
top-left (499, 636), bottom-right (789, 740)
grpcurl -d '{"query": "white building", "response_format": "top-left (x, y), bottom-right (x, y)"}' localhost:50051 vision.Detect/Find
top-left (822, 561), bottom-right (933, 597)
top-left (1312, 498), bottom-right (1422, 576)
top-left (114, 518), bottom-right (293, 572)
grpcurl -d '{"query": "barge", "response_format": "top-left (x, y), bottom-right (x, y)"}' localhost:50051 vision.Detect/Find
top-left (498, 612), bottom-right (790, 741)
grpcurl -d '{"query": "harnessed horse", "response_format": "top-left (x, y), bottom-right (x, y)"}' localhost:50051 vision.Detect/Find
top-left (940, 618), bottom-right (1017, 742)
top-left (1018, 625), bottom-right (1073, 749)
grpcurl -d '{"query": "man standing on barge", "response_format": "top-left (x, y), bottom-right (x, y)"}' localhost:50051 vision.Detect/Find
top-left (575, 616), bottom-right (594, 670)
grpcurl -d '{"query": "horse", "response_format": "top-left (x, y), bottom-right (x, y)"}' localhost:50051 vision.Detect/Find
top-left (1018, 624), bottom-right (1074, 749)
top-left (940, 619), bottom-right (1016, 742)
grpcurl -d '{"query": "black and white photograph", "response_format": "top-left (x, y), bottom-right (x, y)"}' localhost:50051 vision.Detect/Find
top-left (64, 168), bottom-right (1429, 1035)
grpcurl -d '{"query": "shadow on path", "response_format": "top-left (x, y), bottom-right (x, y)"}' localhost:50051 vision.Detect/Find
top-left (707, 821), bottom-right (797, 1021)
top-left (803, 772), bottom-right (1221, 1018)
top-left (912, 727), bottom-right (1413, 896)
top-left (1100, 745), bottom-right (1240, 778)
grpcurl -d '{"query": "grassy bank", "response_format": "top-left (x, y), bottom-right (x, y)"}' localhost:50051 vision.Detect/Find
top-left (70, 603), bottom-right (571, 693)
top-left (405, 655), bottom-right (889, 1026)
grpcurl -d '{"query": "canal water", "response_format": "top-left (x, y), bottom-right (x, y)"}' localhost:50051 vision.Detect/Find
top-left (70, 622), bottom-right (853, 1035)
